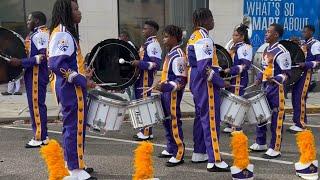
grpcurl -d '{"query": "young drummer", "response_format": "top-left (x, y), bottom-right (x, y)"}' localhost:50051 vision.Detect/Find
top-left (223, 24), bottom-right (253, 133)
top-left (156, 25), bottom-right (187, 167)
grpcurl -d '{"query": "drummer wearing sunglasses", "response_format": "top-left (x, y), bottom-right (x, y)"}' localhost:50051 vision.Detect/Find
top-left (9, 11), bottom-right (50, 148)
top-left (155, 25), bottom-right (187, 167)
top-left (131, 20), bottom-right (162, 141)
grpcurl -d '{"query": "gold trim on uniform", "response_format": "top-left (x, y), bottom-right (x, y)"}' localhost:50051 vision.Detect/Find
top-left (275, 85), bottom-right (285, 151)
top-left (32, 66), bottom-right (41, 140)
top-left (75, 86), bottom-right (85, 169)
top-left (171, 92), bottom-right (184, 160)
top-left (207, 82), bottom-right (221, 162)
top-left (299, 70), bottom-right (312, 127)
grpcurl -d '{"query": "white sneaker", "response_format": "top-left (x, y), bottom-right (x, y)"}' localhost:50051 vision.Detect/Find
top-left (223, 127), bottom-right (233, 133)
top-left (249, 143), bottom-right (267, 152)
top-left (134, 132), bottom-right (150, 140)
top-left (192, 153), bottom-right (208, 163)
top-left (289, 125), bottom-right (303, 132)
top-left (265, 148), bottom-right (281, 157)
top-left (42, 136), bottom-right (49, 145)
top-left (65, 169), bottom-right (91, 180)
top-left (25, 138), bottom-right (43, 148)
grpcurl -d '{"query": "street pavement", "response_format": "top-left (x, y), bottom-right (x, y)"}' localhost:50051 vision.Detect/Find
top-left (0, 116), bottom-right (320, 180)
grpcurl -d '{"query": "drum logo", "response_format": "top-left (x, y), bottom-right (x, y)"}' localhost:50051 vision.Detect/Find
top-left (203, 44), bottom-right (212, 55)
top-left (58, 39), bottom-right (69, 52)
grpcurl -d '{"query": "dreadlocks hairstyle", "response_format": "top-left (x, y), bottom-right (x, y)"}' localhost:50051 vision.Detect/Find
top-left (50, 0), bottom-right (79, 41)
top-left (31, 11), bottom-right (47, 25)
top-left (163, 25), bottom-right (183, 43)
top-left (192, 8), bottom-right (213, 29)
top-left (236, 24), bottom-right (251, 45)
top-left (270, 23), bottom-right (284, 38)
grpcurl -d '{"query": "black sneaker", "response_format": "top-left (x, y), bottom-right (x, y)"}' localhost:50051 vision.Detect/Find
top-left (85, 167), bottom-right (94, 174)
top-left (13, 92), bottom-right (22, 95)
top-left (1, 92), bottom-right (12, 96)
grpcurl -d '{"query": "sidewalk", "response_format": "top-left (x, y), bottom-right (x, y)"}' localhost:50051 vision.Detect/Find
top-left (0, 90), bottom-right (319, 123)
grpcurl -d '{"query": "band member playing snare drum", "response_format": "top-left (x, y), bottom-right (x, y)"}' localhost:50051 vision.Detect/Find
top-left (250, 24), bottom-right (291, 159)
top-left (187, 8), bottom-right (230, 172)
top-left (288, 25), bottom-right (320, 133)
top-left (223, 24), bottom-right (253, 133)
top-left (9, 11), bottom-right (50, 148)
top-left (48, 0), bottom-right (96, 179)
top-left (156, 25), bottom-right (187, 167)
top-left (131, 21), bottom-right (162, 141)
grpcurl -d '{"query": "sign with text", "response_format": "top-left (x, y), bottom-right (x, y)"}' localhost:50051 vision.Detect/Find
top-left (244, 0), bottom-right (320, 50)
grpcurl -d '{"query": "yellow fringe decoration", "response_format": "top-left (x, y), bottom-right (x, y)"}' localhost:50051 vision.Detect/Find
top-left (296, 130), bottom-right (317, 164)
top-left (40, 139), bottom-right (69, 180)
top-left (133, 141), bottom-right (154, 180)
top-left (230, 131), bottom-right (250, 170)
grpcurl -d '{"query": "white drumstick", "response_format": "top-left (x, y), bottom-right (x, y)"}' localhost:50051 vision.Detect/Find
top-left (88, 46), bottom-right (101, 68)
top-left (291, 65), bottom-right (300, 68)
top-left (243, 84), bottom-right (256, 91)
top-left (141, 80), bottom-right (167, 95)
top-left (119, 58), bottom-right (131, 64)
top-left (229, 84), bottom-right (244, 88)
top-left (95, 82), bottom-right (117, 86)
top-left (0, 54), bottom-right (10, 62)
top-left (251, 64), bottom-right (282, 86)
top-left (223, 75), bottom-right (239, 80)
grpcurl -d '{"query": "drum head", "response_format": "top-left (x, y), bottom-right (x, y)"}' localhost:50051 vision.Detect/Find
top-left (88, 39), bottom-right (140, 90)
top-left (216, 44), bottom-right (232, 78)
top-left (279, 40), bottom-right (305, 87)
top-left (242, 91), bottom-right (262, 99)
top-left (89, 89), bottom-right (127, 102)
top-left (0, 27), bottom-right (26, 84)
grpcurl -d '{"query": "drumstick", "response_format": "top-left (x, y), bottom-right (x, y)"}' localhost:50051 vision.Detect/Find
top-left (291, 65), bottom-right (300, 68)
top-left (223, 75), bottom-right (239, 80)
top-left (119, 58), bottom-right (131, 64)
top-left (95, 82), bottom-right (117, 86)
top-left (243, 84), bottom-right (256, 91)
top-left (141, 80), bottom-right (166, 95)
top-left (251, 64), bottom-right (282, 86)
top-left (0, 54), bottom-right (10, 62)
top-left (229, 84), bottom-right (244, 88)
top-left (88, 46), bottom-right (101, 68)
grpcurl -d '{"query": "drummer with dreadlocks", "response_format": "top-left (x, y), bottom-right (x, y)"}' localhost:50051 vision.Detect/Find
top-left (187, 8), bottom-right (230, 172)
top-left (9, 11), bottom-right (50, 148)
top-left (250, 24), bottom-right (291, 159)
top-left (131, 20), bottom-right (162, 141)
top-left (48, 0), bottom-right (96, 179)
top-left (156, 25), bottom-right (187, 167)
top-left (223, 24), bottom-right (253, 133)
top-left (288, 25), bottom-right (320, 133)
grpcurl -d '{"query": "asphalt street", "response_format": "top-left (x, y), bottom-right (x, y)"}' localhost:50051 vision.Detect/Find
top-left (0, 115), bottom-right (320, 180)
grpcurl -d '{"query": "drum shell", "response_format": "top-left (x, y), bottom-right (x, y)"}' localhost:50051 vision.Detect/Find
top-left (127, 94), bottom-right (164, 129)
top-left (87, 90), bottom-right (128, 132)
top-left (220, 90), bottom-right (250, 127)
top-left (243, 91), bottom-right (272, 124)
top-left (0, 27), bottom-right (26, 84)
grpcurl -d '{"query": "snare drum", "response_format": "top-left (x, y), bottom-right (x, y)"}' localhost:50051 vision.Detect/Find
top-left (87, 89), bottom-right (128, 133)
top-left (220, 89), bottom-right (250, 127)
top-left (127, 94), bottom-right (164, 129)
top-left (243, 91), bottom-right (272, 125)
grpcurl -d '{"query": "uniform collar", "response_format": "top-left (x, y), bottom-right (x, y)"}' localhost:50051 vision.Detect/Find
top-left (33, 25), bottom-right (46, 32)
top-left (146, 35), bottom-right (157, 42)
top-left (169, 44), bottom-right (180, 54)
top-left (305, 37), bottom-right (315, 44)
top-left (233, 41), bottom-right (245, 48)
top-left (268, 42), bottom-right (279, 50)
top-left (198, 27), bottom-right (209, 35)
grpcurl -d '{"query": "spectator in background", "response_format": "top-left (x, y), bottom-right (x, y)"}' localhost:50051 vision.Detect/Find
top-left (119, 31), bottom-right (136, 49)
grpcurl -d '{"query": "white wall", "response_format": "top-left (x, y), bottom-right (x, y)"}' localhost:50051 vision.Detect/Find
top-left (78, 0), bottom-right (118, 55)
top-left (209, 0), bottom-right (244, 47)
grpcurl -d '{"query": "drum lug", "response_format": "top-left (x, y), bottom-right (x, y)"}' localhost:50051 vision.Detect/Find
top-left (225, 115), bottom-right (234, 124)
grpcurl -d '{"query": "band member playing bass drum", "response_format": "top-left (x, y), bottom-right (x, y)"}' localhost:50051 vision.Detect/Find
top-left (250, 24), bottom-right (291, 159)
top-left (131, 21), bottom-right (162, 141)
top-left (9, 11), bottom-right (50, 148)
top-left (288, 25), bottom-right (320, 133)
top-left (187, 8), bottom-right (230, 172)
top-left (48, 0), bottom-right (96, 179)
top-left (223, 24), bottom-right (253, 133)
top-left (156, 25), bottom-right (187, 167)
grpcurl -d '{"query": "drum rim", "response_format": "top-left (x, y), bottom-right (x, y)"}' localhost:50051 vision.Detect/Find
top-left (88, 90), bottom-right (128, 106)
top-left (127, 94), bottom-right (161, 107)
top-left (220, 89), bottom-right (250, 105)
top-left (243, 90), bottom-right (265, 101)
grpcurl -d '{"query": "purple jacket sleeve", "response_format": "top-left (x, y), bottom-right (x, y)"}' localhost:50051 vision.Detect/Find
top-left (138, 57), bottom-right (161, 71)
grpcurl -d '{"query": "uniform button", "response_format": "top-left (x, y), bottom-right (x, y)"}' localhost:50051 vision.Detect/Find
top-left (36, 114), bottom-right (39, 117)
top-left (78, 144), bottom-right (82, 148)
top-left (79, 155), bottom-right (83, 160)
top-left (79, 120), bottom-right (82, 124)
top-left (79, 97), bottom-right (82, 101)
top-left (215, 149), bottom-right (219, 153)
top-left (78, 132), bottom-right (82, 136)
top-left (79, 108), bottom-right (83, 112)
top-left (212, 138), bottom-right (217, 142)
top-left (210, 96), bottom-right (213, 99)
top-left (174, 134), bottom-right (178, 138)
top-left (37, 123), bottom-right (40, 126)
top-left (277, 135), bottom-right (281, 138)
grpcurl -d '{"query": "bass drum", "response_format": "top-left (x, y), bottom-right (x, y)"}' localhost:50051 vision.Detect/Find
top-left (87, 39), bottom-right (140, 90)
top-left (215, 44), bottom-right (233, 78)
top-left (279, 40), bottom-right (305, 87)
top-left (0, 27), bottom-right (26, 84)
